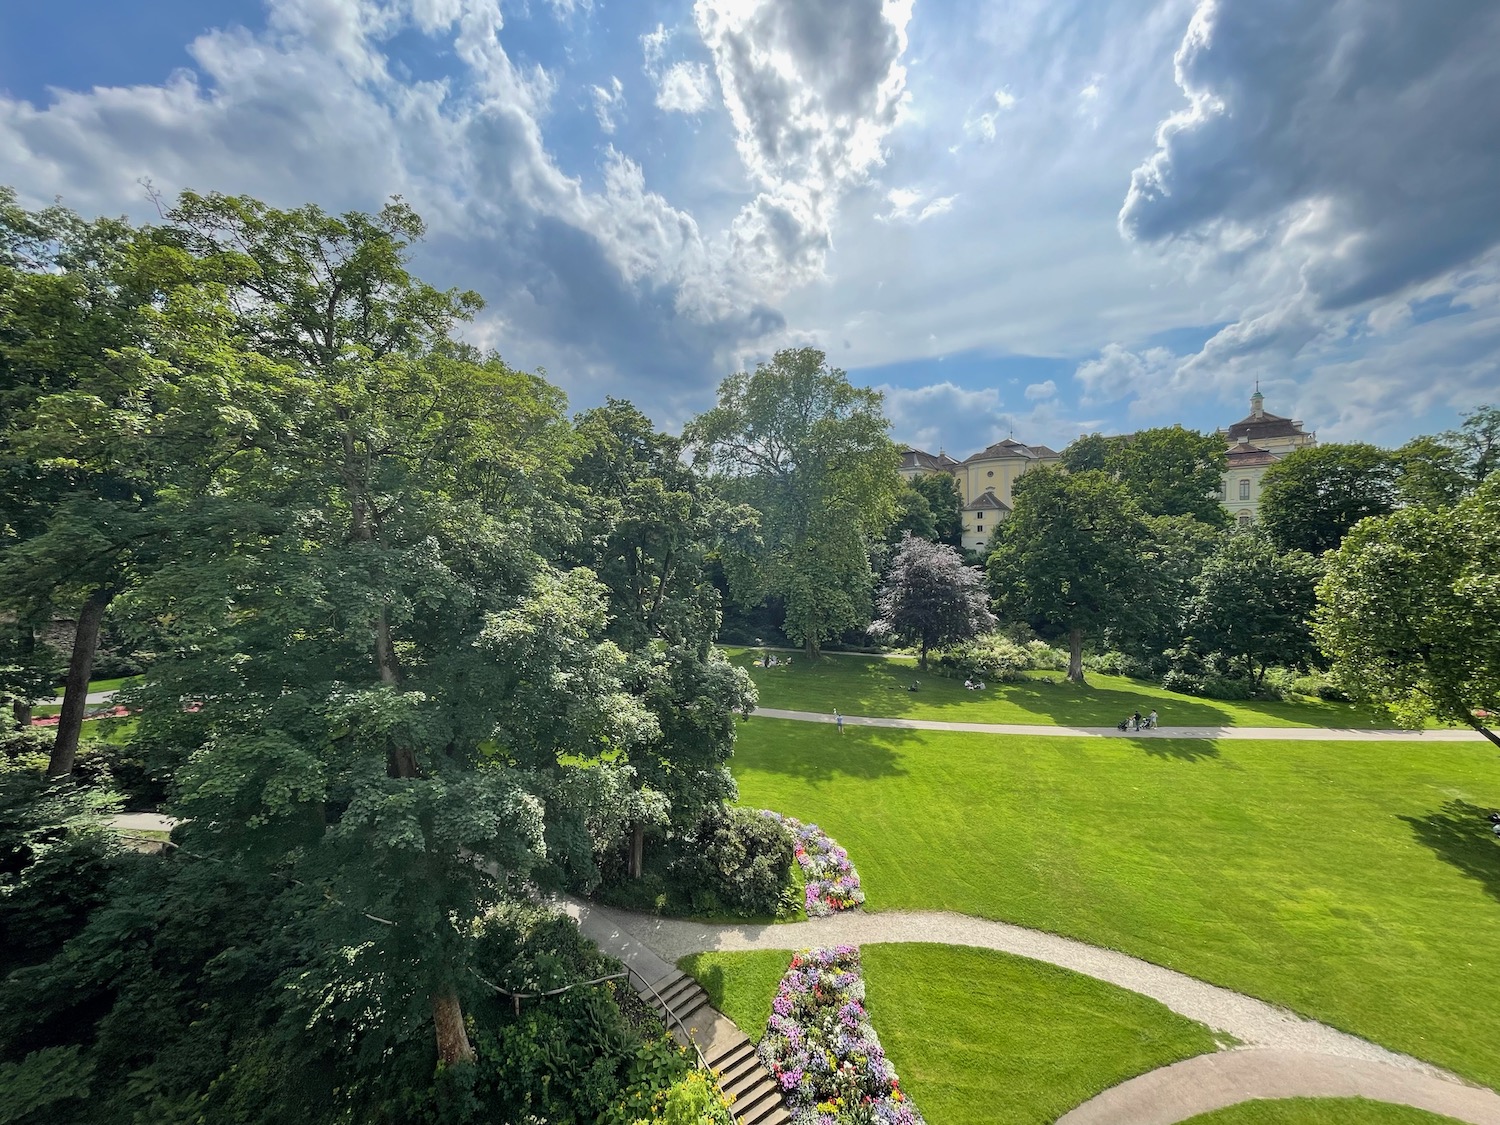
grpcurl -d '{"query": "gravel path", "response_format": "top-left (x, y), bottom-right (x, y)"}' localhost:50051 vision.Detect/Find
top-left (580, 901), bottom-right (1458, 1079)
top-left (753, 707), bottom-right (1486, 741)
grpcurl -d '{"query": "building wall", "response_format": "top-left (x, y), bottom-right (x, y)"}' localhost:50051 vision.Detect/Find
top-left (1220, 462), bottom-right (1274, 526)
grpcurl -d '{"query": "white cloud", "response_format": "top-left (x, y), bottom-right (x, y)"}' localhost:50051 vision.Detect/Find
top-left (963, 87), bottom-right (1017, 143)
top-left (694, 0), bottom-right (914, 286)
top-left (879, 381), bottom-right (1007, 456)
top-left (656, 62), bottom-right (714, 114)
top-left (879, 186), bottom-right (955, 224)
top-left (1074, 343), bottom-right (1179, 409)
top-left (591, 76), bottom-right (623, 134)
top-left (1024, 379), bottom-right (1056, 400)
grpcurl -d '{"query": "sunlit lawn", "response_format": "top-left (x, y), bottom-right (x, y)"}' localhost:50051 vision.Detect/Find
top-left (731, 718), bottom-right (1500, 1089)
top-left (680, 943), bottom-right (1224, 1125)
top-left (1178, 1100), bottom-right (1467, 1125)
top-left (726, 649), bottom-right (1396, 729)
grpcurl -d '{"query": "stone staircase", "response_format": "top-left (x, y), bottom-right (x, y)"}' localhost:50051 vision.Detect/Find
top-left (634, 967), bottom-right (791, 1125)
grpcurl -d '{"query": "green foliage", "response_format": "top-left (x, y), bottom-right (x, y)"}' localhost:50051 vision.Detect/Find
top-left (987, 469), bottom-right (1154, 679)
top-left (936, 635), bottom-right (1061, 682)
top-left (1259, 443), bottom-right (1396, 555)
top-left (1314, 478), bottom-right (1500, 741)
top-left (1392, 435), bottom-right (1469, 510)
top-left (666, 806), bottom-right (796, 917)
top-left (909, 472), bottom-right (965, 548)
top-left (688, 347), bottom-right (901, 655)
top-left (1108, 426), bottom-right (1228, 523)
top-left (1181, 532), bottom-right (1323, 685)
top-left (1441, 403), bottom-right (1500, 491)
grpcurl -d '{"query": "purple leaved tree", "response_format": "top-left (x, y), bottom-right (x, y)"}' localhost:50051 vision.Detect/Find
top-left (870, 534), bottom-right (996, 669)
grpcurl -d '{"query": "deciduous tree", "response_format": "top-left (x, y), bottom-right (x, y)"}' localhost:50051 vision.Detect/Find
top-left (1259, 443), bottom-right (1397, 555)
top-left (871, 534), bottom-right (995, 669)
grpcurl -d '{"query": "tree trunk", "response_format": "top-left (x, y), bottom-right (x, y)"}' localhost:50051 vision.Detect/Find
top-left (375, 606), bottom-right (402, 685)
top-left (805, 636), bottom-right (817, 659)
top-left (628, 822), bottom-right (645, 879)
top-left (1462, 713), bottom-right (1500, 750)
top-left (47, 588), bottom-right (112, 778)
top-left (1066, 627), bottom-right (1086, 684)
top-left (430, 989), bottom-right (475, 1067)
top-left (12, 701), bottom-right (31, 730)
top-left (919, 637), bottom-right (928, 671)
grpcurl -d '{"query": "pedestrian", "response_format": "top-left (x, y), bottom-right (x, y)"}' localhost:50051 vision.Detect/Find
top-left (762, 652), bottom-right (769, 668)
top-left (1147, 709), bottom-right (1158, 730)
top-left (835, 709), bottom-right (844, 735)
top-left (1131, 710), bottom-right (1142, 731)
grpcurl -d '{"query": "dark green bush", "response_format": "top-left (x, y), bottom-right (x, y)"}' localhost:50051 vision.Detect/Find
top-left (669, 806), bottom-right (794, 917)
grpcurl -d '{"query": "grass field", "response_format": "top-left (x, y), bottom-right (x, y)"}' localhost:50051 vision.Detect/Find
top-left (1177, 1099), bottom-right (1467, 1124)
top-left (679, 943), bottom-right (1225, 1125)
top-left (728, 649), bottom-right (1400, 728)
top-left (731, 718), bottom-right (1500, 1088)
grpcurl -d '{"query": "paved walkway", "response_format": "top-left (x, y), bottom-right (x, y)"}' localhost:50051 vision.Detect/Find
top-left (1058, 1050), bottom-right (1500, 1125)
top-left (753, 707), bottom-right (1487, 741)
top-left (40, 690), bottom-right (118, 706)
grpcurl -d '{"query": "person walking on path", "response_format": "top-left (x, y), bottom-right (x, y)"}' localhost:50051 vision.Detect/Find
top-left (835, 709), bottom-right (844, 735)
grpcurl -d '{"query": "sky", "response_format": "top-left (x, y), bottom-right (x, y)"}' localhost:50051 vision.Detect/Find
top-left (2, 0), bottom-right (1497, 458)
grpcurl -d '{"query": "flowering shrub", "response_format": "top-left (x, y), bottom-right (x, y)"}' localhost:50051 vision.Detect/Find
top-left (757, 946), bottom-right (925, 1125)
top-left (760, 812), bottom-right (864, 917)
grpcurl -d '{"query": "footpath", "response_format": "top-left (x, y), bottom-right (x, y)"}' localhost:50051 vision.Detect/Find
top-left (753, 706), bottom-right (1488, 741)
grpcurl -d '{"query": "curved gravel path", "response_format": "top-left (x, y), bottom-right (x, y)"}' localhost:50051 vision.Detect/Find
top-left (753, 706), bottom-right (1486, 741)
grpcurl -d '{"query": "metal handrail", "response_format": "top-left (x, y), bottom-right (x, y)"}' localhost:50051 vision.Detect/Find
top-left (626, 963), bottom-right (710, 1072)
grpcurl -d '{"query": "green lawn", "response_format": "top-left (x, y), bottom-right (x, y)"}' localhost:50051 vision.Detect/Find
top-left (47, 676), bottom-right (137, 697)
top-left (731, 718), bottom-right (1500, 1088)
top-left (677, 950), bottom-right (792, 1044)
top-left (678, 943), bottom-right (1224, 1125)
top-left (728, 649), bottom-right (1398, 728)
top-left (1178, 1099), bottom-right (1468, 1124)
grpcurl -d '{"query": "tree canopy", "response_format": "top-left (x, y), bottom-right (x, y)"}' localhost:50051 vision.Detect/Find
top-left (687, 347), bottom-right (901, 656)
top-left (871, 534), bottom-right (995, 669)
top-left (1258, 442), bottom-right (1397, 555)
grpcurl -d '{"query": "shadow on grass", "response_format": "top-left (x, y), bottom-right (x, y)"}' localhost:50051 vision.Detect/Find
top-left (1134, 738), bottom-right (1221, 762)
top-left (736, 724), bottom-right (910, 783)
top-left (691, 962), bottom-right (728, 1011)
top-left (1401, 799), bottom-right (1500, 905)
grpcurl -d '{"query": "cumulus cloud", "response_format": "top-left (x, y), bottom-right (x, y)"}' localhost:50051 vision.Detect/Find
top-left (656, 62), bottom-right (714, 113)
top-left (1024, 379), bottom-right (1056, 400)
top-left (1074, 343), bottom-right (1179, 409)
top-left (695, 0), bottom-right (914, 286)
top-left (879, 381), bottom-right (1008, 457)
top-left (0, 0), bottom-right (789, 419)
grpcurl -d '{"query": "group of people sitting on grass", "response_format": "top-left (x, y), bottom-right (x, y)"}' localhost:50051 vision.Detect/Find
top-left (760, 653), bottom-right (792, 668)
top-left (962, 678), bottom-right (987, 691)
top-left (1118, 709), bottom-right (1159, 731)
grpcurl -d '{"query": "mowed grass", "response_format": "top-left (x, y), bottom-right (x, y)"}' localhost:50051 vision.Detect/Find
top-left (731, 718), bottom-right (1500, 1088)
top-left (677, 950), bottom-right (792, 1044)
top-left (728, 649), bottom-right (1396, 728)
top-left (861, 944), bottom-right (1224, 1125)
top-left (1177, 1100), bottom-right (1468, 1125)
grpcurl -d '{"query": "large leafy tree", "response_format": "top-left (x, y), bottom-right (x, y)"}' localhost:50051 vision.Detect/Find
top-left (687, 347), bottom-right (901, 656)
top-left (1182, 532), bottom-right (1322, 686)
top-left (1109, 426), bottom-right (1228, 523)
top-left (871, 534), bottom-right (995, 669)
top-left (565, 399), bottom-right (754, 874)
top-left (1259, 442), bottom-right (1397, 555)
top-left (1392, 435), bottom-right (1470, 510)
top-left (910, 471), bottom-right (965, 548)
top-left (1442, 403), bottom-right (1500, 491)
top-left (1314, 478), bottom-right (1500, 747)
top-left (1110, 513), bottom-right (1225, 666)
top-left (987, 469), bottom-right (1152, 683)
top-left (126, 192), bottom-right (640, 1072)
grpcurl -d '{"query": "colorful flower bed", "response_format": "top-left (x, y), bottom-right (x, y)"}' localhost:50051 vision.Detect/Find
top-left (761, 811), bottom-right (865, 917)
top-left (757, 946), bottom-right (925, 1125)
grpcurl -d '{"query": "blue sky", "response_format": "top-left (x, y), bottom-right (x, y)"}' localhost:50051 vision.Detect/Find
top-left (3, 0), bottom-right (1497, 457)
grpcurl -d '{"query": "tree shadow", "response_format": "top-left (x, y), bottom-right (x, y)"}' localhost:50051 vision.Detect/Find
top-left (737, 725), bottom-right (910, 783)
top-left (1132, 737), bottom-right (1221, 762)
top-left (1400, 799), bottom-right (1500, 905)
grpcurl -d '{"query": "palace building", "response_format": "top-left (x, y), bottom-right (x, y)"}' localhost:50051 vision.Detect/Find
top-left (898, 388), bottom-right (1315, 551)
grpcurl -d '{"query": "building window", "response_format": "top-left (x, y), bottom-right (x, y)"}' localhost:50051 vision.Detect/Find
top-left (987, 470), bottom-right (994, 477)
top-left (976, 524), bottom-right (983, 533)
top-left (1239, 479), bottom-right (1251, 500)
top-left (977, 511), bottom-right (984, 519)
top-left (1238, 513), bottom-right (1251, 528)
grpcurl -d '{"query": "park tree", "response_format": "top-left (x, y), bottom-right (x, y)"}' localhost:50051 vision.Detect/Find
top-left (1258, 443), bottom-right (1397, 555)
top-left (566, 399), bottom-right (755, 875)
top-left (886, 479), bottom-right (938, 544)
top-left (870, 534), bottom-right (996, 669)
top-left (1110, 513), bottom-right (1225, 666)
top-left (1393, 435), bottom-right (1469, 510)
top-left (1182, 532), bottom-right (1322, 686)
top-left (1108, 426), bottom-right (1228, 523)
top-left (1442, 403), bottom-right (1500, 491)
top-left (1061, 432), bottom-right (1120, 474)
top-left (687, 347), bottom-right (901, 657)
top-left (1314, 478), bottom-right (1500, 747)
top-left (987, 468), bottom-right (1152, 683)
top-left (910, 471), bottom-right (965, 548)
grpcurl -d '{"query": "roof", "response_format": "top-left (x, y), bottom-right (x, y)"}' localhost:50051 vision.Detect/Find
top-left (899, 448), bottom-right (948, 472)
top-left (1225, 443), bottom-right (1278, 468)
top-left (1223, 411), bottom-right (1309, 443)
top-left (962, 438), bottom-right (1053, 464)
top-left (963, 490), bottom-right (1010, 512)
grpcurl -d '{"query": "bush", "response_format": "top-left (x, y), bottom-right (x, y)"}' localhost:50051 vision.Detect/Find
top-left (1025, 640), bottom-right (1068, 672)
top-left (1084, 651), bottom-right (1156, 679)
top-left (935, 636), bottom-right (1034, 682)
top-left (1291, 672), bottom-right (1352, 702)
top-left (1160, 668), bottom-right (1257, 700)
top-left (670, 806), bottom-right (795, 917)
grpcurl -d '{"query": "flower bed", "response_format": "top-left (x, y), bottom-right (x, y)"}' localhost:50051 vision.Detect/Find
top-left (761, 811), bottom-right (865, 916)
top-left (757, 946), bottom-right (925, 1125)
